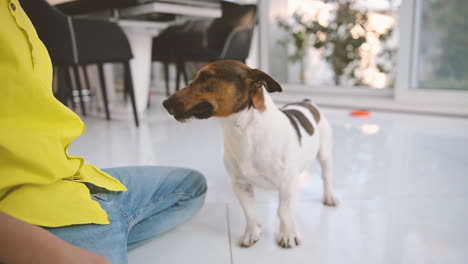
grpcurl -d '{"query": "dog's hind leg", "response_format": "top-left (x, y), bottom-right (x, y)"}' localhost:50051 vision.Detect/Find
top-left (318, 118), bottom-right (339, 207)
top-left (232, 182), bottom-right (263, 247)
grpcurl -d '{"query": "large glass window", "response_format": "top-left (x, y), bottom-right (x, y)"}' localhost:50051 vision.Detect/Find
top-left (414, 0), bottom-right (468, 91)
top-left (267, 0), bottom-right (400, 89)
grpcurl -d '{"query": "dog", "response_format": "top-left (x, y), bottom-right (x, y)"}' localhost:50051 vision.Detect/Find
top-left (163, 60), bottom-right (338, 248)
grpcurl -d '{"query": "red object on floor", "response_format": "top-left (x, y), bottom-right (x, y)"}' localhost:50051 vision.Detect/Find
top-left (351, 110), bottom-right (372, 117)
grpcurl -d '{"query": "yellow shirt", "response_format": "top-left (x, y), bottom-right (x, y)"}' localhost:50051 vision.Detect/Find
top-left (0, 0), bottom-right (127, 227)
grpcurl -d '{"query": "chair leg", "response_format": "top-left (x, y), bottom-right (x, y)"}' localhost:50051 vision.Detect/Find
top-left (82, 65), bottom-right (91, 92)
top-left (55, 66), bottom-right (67, 105)
top-left (123, 61), bottom-right (140, 127)
top-left (82, 65), bottom-right (98, 115)
top-left (64, 66), bottom-right (76, 110)
top-left (97, 64), bottom-right (111, 121)
top-left (147, 90), bottom-right (152, 108)
top-left (71, 65), bottom-right (87, 116)
top-left (175, 62), bottom-right (181, 91)
top-left (180, 61), bottom-right (189, 85)
top-left (52, 66), bottom-right (59, 101)
top-left (123, 68), bottom-right (129, 103)
top-left (163, 61), bottom-right (170, 96)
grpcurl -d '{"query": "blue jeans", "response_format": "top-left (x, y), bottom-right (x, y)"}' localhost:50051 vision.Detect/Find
top-left (46, 166), bottom-right (207, 264)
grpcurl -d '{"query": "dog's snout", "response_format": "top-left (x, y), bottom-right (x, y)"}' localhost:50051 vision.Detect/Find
top-left (162, 99), bottom-right (175, 115)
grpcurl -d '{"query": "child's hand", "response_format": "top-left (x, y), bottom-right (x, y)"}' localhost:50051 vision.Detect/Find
top-left (0, 212), bottom-right (111, 264)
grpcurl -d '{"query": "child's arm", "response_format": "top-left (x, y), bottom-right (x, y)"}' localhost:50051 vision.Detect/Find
top-left (0, 212), bottom-right (110, 264)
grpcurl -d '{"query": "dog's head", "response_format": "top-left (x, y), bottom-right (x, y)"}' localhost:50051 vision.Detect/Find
top-left (162, 60), bottom-right (282, 122)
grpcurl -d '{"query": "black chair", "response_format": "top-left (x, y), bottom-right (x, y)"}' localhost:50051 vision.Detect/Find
top-left (20, 0), bottom-right (139, 127)
top-left (152, 1), bottom-right (257, 95)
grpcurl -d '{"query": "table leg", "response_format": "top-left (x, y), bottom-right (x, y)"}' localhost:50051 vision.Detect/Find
top-left (120, 27), bottom-right (160, 114)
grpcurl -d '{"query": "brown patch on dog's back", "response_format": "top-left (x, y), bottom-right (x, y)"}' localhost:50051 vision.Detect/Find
top-left (299, 102), bottom-right (321, 123)
top-left (282, 110), bottom-right (302, 143)
top-left (285, 100), bottom-right (321, 124)
top-left (282, 109), bottom-right (315, 136)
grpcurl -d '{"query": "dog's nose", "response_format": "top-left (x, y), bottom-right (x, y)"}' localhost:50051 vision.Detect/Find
top-left (163, 99), bottom-right (174, 114)
top-left (162, 99), bottom-right (175, 115)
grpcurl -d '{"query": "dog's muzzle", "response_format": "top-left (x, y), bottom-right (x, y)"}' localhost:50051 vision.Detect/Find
top-left (163, 99), bottom-right (214, 122)
top-left (162, 99), bottom-right (176, 115)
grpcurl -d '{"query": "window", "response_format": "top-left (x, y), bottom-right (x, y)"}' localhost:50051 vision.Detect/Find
top-left (258, 0), bottom-right (468, 113)
top-left (413, 0), bottom-right (468, 91)
top-left (395, 0), bottom-right (468, 106)
top-left (264, 0), bottom-right (399, 90)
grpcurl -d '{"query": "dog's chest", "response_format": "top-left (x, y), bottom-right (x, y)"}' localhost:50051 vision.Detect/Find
top-left (223, 127), bottom-right (289, 189)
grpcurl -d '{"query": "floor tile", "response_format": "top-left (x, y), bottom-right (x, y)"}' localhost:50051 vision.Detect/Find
top-left (70, 97), bottom-right (468, 263)
top-left (128, 203), bottom-right (232, 264)
top-left (228, 198), bottom-right (468, 264)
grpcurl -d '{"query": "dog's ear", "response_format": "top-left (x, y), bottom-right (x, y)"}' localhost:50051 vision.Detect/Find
top-left (249, 85), bottom-right (266, 111)
top-left (249, 69), bottom-right (283, 93)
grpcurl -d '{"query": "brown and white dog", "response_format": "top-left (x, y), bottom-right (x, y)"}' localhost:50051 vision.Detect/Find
top-left (163, 60), bottom-right (338, 248)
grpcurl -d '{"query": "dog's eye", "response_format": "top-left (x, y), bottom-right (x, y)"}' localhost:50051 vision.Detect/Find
top-left (197, 72), bottom-right (211, 83)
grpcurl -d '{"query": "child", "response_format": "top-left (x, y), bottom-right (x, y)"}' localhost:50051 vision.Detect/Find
top-left (0, 1), bottom-right (206, 263)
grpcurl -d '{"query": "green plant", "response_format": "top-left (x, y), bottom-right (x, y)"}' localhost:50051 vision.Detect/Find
top-left (278, 0), bottom-right (394, 86)
top-left (278, 13), bottom-right (310, 63)
top-left (376, 27), bottom-right (396, 88)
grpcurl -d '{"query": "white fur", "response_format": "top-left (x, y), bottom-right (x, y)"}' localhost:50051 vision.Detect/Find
top-left (219, 88), bottom-right (338, 248)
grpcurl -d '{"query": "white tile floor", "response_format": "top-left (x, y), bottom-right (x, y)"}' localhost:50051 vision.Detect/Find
top-left (71, 98), bottom-right (468, 264)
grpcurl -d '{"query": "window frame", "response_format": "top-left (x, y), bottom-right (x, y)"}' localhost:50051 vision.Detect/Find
top-left (257, 0), bottom-right (468, 115)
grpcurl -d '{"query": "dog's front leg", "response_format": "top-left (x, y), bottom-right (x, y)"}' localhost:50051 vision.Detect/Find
top-left (232, 182), bottom-right (262, 247)
top-left (277, 185), bottom-right (301, 248)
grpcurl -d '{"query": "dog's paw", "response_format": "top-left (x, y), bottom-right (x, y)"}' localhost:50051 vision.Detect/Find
top-left (323, 194), bottom-right (339, 207)
top-left (278, 232), bottom-right (302, 248)
top-left (239, 225), bottom-right (262, 248)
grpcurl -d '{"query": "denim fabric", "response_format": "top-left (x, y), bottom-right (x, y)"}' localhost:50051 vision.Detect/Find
top-left (46, 166), bottom-right (207, 264)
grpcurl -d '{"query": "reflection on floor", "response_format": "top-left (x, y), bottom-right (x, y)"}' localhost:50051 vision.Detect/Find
top-left (71, 98), bottom-right (468, 264)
